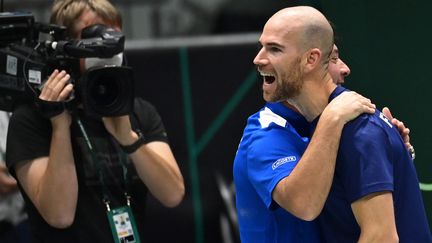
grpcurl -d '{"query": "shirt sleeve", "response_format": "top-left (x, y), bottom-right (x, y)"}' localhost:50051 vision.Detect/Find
top-left (247, 123), bottom-right (307, 210)
top-left (132, 98), bottom-right (169, 143)
top-left (337, 116), bottom-right (394, 203)
top-left (6, 104), bottom-right (51, 176)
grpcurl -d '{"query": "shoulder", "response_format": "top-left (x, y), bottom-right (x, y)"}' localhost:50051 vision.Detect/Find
top-left (132, 98), bottom-right (162, 123)
top-left (248, 110), bottom-right (307, 154)
top-left (9, 103), bottom-right (50, 135)
top-left (343, 110), bottom-right (393, 138)
top-left (11, 103), bottom-right (37, 117)
top-left (131, 98), bottom-right (168, 142)
top-left (338, 110), bottom-right (397, 168)
top-left (10, 104), bottom-right (46, 128)
top-left (133, 98), bottom-right (157, 113)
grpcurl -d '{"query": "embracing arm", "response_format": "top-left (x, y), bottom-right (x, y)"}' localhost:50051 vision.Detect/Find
top-left (351, 192), bottom-right (399, 243)
top-left (14, 70), bottom-right (78, 228)
top-left (273, 92), bottom-right (375, 221)
top-left (103, 116), bottom-right (185, 208)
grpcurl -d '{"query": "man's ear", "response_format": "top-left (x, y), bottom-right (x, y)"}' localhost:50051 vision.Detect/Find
top-left (303, 48), bottom-right (322, 73)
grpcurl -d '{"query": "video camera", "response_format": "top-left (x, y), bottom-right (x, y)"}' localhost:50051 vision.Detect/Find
top-left (0, 11), bottom-right (134, 118)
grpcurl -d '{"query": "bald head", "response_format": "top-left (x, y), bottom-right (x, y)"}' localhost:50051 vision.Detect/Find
top-left (267, 6), bottom-right (334, 60)
top-left (254, 6), bottom-right (335, 102)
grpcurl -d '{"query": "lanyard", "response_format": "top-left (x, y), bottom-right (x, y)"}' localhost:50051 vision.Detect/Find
top-left (76, 116), bottom-right (142, 243)
top-left (75, 116), bottom-right (131, 210)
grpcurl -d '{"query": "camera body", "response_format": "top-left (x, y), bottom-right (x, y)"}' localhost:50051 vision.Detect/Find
top-left (0, 11), bottom-right (134, 117)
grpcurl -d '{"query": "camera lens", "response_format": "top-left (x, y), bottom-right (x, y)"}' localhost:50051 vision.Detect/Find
top-left (89, 75), bottom-right (119, 106)
top-left (80, 66), bottom-right (134, 118)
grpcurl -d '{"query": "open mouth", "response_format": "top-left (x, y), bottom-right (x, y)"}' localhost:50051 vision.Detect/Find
top-left (260, 72), bottom-right (276, 84)
top-left (264, 75), bottom-right (275, 84)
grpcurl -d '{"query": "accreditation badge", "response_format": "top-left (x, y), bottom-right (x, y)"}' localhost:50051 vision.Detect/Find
top-left (107, 205), bottom-right (141, 243)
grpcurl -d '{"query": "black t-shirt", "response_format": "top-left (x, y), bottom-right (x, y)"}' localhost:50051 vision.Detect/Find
top-left (6, 98), bottom-right (168, 243)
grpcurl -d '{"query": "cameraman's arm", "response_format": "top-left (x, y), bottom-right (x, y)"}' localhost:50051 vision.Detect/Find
top-left (15, 70), bottom-right (78, 228)
top-left (132, 140), bottom-right (184, 207)
top-left (103, 116), bottom-right (185, 207)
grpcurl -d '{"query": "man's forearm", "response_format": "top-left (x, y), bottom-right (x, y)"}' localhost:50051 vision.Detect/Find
top-left (273, 91), bottom-right (375, 220)
top-left (273, 114), bottom-right (344, 220)
top-left (353, 192), bottom-right (398, 243)
top-left (130, 141), bottom-right (185, 208)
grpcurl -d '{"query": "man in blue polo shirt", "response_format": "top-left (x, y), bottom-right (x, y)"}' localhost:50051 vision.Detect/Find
top-left (234, 7), bottom-right (431, 242)
top-left (232, 6), bottom-right (381, 241)
top-left (242, 5), bottom-right (431, 243)
top-left (233, 89), bottom-right (375, 242)
top-left (318, 86), bottom-right (431, 242)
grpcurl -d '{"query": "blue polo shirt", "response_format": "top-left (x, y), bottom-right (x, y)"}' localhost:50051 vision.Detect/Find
top-left (233, 102), bottom-right (321, 243)
top-left (319, 86), bottom-right (432, 242)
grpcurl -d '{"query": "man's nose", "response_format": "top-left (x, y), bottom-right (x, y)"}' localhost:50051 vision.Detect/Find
top-left (253, 48), bottom-right (268, 66)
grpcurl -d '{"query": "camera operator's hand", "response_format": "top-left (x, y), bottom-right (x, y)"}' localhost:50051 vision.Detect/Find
top-left (40, 70), bottom-right (74, 103)
top-left (39, 70), bottom-right (74, 125)
top-left (102, 115), bottom-right (138, 145)
top-left (103, 114), bottom-right (185, 207)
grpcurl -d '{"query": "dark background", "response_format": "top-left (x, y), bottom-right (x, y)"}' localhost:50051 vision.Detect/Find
top-left (126, 44), bottom-right (260, 243)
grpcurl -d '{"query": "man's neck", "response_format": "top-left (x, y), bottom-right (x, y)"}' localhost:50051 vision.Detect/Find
top-left (287, 74), bottom-right (337, 122)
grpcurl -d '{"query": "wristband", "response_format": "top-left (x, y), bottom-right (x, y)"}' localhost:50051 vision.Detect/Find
top-left (35, 98), bottom-right (66, 119)
top-left (120, 130), bottom-right (146, 154)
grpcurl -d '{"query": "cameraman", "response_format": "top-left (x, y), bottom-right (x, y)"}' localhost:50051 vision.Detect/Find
top-left (5, 0), bottom-right (185, 242)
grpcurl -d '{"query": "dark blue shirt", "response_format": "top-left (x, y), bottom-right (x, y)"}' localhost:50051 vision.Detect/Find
top-left (319, 86), bottom-right (432, 242)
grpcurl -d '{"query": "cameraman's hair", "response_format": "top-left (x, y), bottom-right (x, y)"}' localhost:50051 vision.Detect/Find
top-left (50, 0), bottom-right (122, 38)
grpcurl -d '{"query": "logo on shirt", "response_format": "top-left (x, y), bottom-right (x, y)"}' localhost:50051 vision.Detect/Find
top-left (272, 156), bottom-right (297, 170)
top-left (259, 107), bottom-right (287, 128)
top-left (379, 112), bottom-right (393, 128)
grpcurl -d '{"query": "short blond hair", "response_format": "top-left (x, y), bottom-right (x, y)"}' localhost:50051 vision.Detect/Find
top-left (50, 0), bottom-right (122, 38)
